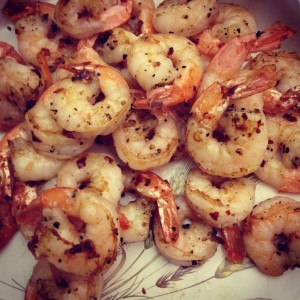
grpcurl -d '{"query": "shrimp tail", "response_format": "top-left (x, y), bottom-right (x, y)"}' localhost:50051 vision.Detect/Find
top-left (225, 65), bottom-right (280, 101)
top-left (263, 86), bottom-right (300, 114)
top-left (251, 21), bottom-right (296, 52)
top-left (220, 224), bottom-right (246, 264)
top-left (123, 170), bottom-right (179, 243)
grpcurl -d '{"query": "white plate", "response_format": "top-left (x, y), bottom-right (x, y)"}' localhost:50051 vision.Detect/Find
top-left (1, 1), bottom-right (300, 299)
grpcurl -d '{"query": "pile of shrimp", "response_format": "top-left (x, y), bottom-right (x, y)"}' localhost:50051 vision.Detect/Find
top-left (0, 0), bottom-right (300, 298)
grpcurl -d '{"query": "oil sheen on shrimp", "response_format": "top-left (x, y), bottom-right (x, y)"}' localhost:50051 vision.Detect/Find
top-left (123, 169), bottom-right (179, 243)
top-left (56, 152), bottom-right (124, 207)
top-left (42, 65), bottom-right (132, 138)
top-left (249, 51), bottom-right (300, 114)
top-left (154, 195), bottom-right (218, 266)
top-left (112, 109), bottom-right (178, 170)
top-left (255, 110), bottom-right (300, 193)
top-left (20, 187), bottom-right (120, 276)
top-left (185, 168), bottom-right (255, 228)
top-left (186, 81), bottom-right (271, 178)
top-left (25, 100), bottom-right (94, 160)
top-left (54, 0), bottom-right (133, 39)
top-left (127, 33), bottom-right (204, 108)
top-left (152, 0), bottom-right (219, 37)
top-left (243, 196), bottom-right (300, 276)
top-left (25, 258), bottom-right (103, 300)
top-left (195, 3), bottom-right (256, 56)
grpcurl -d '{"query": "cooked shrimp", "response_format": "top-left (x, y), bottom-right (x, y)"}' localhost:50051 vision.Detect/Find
top-left (154, 195), bottom-right (218, 266)
top-left (0, 124), bottom-right (28, 250)
top-left (185, 168), bottom-right (255, 228)
top-left (10, 134), bottom-right (64, 182)
top-left (127, 33), bottom-right (204, 108)
top-left (0, 94), bottom-right (24, 132)
top-left (186, 74), bottom-right (278, 178)
top-left (42, 64), bottom-right (132, 139)
top-left (255, 110), bottom-right (300, 193)
top-left (195, 3), bottom-right (256, 56)
top-left (56, 152), bottom-right (124, 207)
top-left (20, 187), bottom-right (120, 276)
top-left (118, 198), bottom-right (152, 243)
top-left (112, 109), bottom-right (178, 170)
top-left (54, 0), bottom-right (133, 39)
top-left (200, 22), bottom-right (295, 92)
top-left (13, 9), bottom-right (78, 70)
top-left (249, 51), bottom-right (300, 114)
top-left (25, 100), bottom-right (94, 160)
top-left (243, 196), bottom-right (300, 276)
top-left (95, 28), bottom-right (138, 66)
top-left (0, 42), bottom-right (44, 130)
top-left (152, 0), bottom-right (219, 37)
top-left (123, 0), bottom-right (155, 35)
top-left (123, 169), bottom-right (179, 243)
top-left (25, 258), bottom-right (103, 300)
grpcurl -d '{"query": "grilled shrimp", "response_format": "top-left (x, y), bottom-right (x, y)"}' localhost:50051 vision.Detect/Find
top-left (25, 258), bottom-right (103, 300)
top-left (195, 3), bottom-right (256, 56)
top-left (0, 42), bottom-right (44, 130)
top-left (243, 196), bottom-right (300, 276)
top-left (154, 195), bottom-right (218, 266)
top-left (185, 168), bottom-right (255, 228)
top-left (112, 109), bottom-right (178, 170)
top-left (56, 152), bottom-right (124, 207)
top-left (255, 110), bottom-right (300, 193)
top-left (54, 0), bottom-right (133, 39)
top-left (186, 77), bottom-right (276, 178)
top-left (25, 100), bottom-right (94, 160)
top-left (249, 51), bottom-right (300, 114)
top-left (152, 0), bottom-right (219, 37)
top-left (42, 64), bottom-right (132, 139)
top-left (127, 33), bottom-right (203, 108)
top-left (19, 187), bottom-right (120, 276)
top-left (123, 169), bottom-right (179, 243)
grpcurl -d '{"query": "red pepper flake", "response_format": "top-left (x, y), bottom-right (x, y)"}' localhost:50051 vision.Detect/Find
top-left (210, 211), bottom-right (219, 220)
top-left (226, 210), bottom-right (231, 215)
top-left (119, 212), bottom-right (131, 230)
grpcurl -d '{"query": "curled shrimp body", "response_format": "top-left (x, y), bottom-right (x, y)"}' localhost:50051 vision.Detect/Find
top-left (112, 109), bottom-right (178, 170)
top-left (195, 3), bottom-right (256, 56)
top-left (9, 127), bottom-right (64, 182)
top-left (185, 169), bottom-right (255, 228)
top-left (249, 51), bottom-right (300, 114)
top-left (243, 196), bottom-right (300, 276)
top-left (0, 42), bottom-right (44, 130)
top-left (152, 0), bottom-right (219, 37)
top-left (154, 196), bottom-right (218, 266)
top-left (25, 258), bottom-right (103, 300)
top-left (199, 22), bottom-right (295, 92)
top-left (95, 28), bottom-right (138, 66)
top-left (54, 0), bottom-right (133, 39)
top-left (255, 110), bottom-right (300, 193)
top-left (127, 33), bottom-right (204, 108)
top-left (56, 153), bottom-right (124, 207)
top-left (13, 10), bottom-right (78, 70)
top-left (123, 169), bottom-right (179, 243)
top-left (42, 65), bottom-right (132, 139)
top-left (20, 187), bottom-right (120, 276)
top-left (186, 79), bottom-right (274, 178)
top-left (25, 100), bottom-right (94, 160)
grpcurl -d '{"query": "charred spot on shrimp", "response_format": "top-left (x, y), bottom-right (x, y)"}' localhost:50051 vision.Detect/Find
top-left (274, 233), bottom-right (290, 254)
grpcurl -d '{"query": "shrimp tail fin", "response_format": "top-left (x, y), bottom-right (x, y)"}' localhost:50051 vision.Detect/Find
top-left (220, 224), bottom-right (246, 264)
top-left (251, 21), bottom-right (296, 52)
